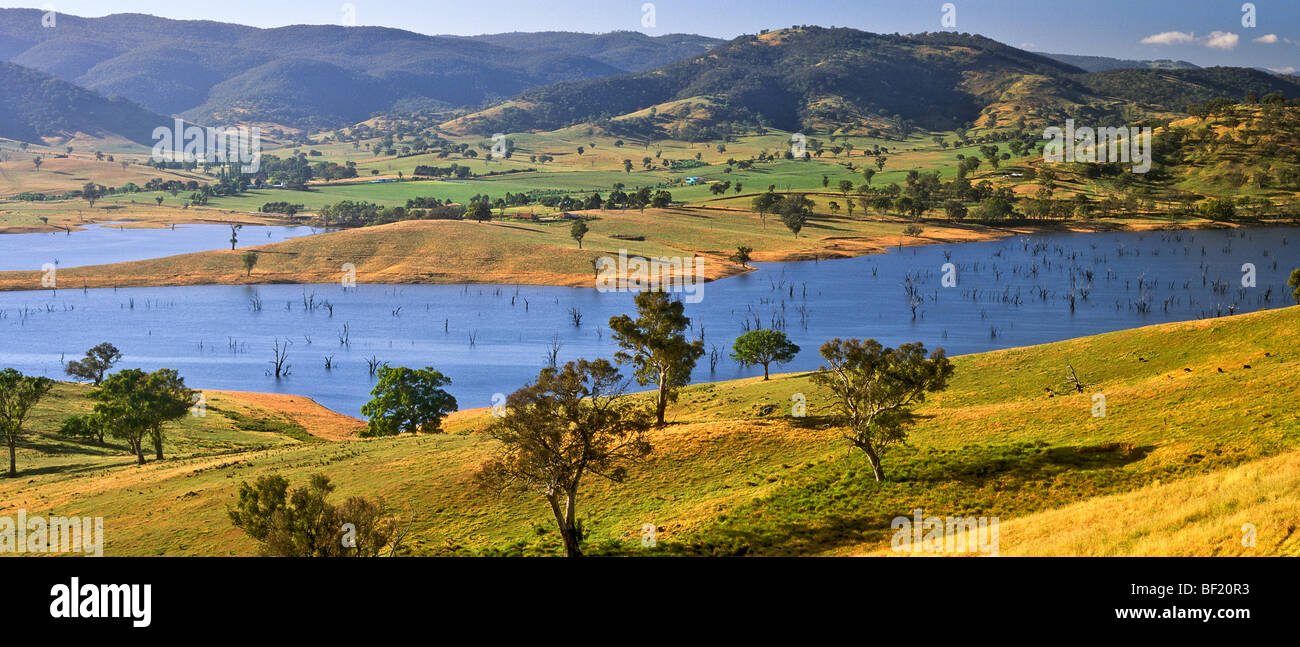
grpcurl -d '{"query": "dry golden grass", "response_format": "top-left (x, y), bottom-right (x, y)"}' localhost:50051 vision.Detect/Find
top-left (862, 449), bottom-right (1300, 557)
top-left (0, 204), bottom-right (1213, 291)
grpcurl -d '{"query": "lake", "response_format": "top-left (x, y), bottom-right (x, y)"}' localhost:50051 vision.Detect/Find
top-left (0, 222), bottom-right (319, 271)
top-left (0, 225), bottom-right (1295, 417)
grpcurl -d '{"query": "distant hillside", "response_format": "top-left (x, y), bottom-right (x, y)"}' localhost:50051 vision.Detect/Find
top-left (0, 11), bottom-right (717, 129)
top-left (458, 31), bottom-right (722, 72)
top-left (445, 28), bottom-right (1092, 136)
top-left (1077, 67), bottom-right (1300, 113)
top-left (447, 28), bottom-right (1300, 138)
top-left (1038, 52), bottom-right (1200, 73)
top-left (0, 61), bottom-right (168, 144)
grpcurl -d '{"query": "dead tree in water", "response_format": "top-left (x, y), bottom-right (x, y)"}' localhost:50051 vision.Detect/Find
top-left (269, 338), bottom-right (292, 378)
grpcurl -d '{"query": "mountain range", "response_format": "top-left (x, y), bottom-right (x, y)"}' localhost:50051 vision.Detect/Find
top-left (445, 27), bottom-right (1300, 137)
top-left (0, 9), bottom-right (718, 130)
top-left (2, 12), bottom-right (1299, 145)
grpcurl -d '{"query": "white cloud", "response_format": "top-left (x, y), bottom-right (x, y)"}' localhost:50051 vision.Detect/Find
top-left (1270, 66), bottom-right (1297, 74)
top-left (1205, 31), bottom-right (1239, 50)
top-left (1140, 31), bottom-right (1195, 45)
top-left (1254, 33), bottom-right (1279, 44)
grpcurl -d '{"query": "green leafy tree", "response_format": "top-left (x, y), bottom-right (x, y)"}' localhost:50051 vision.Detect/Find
top-left (360, 366), bottom-right (458, 437)
top-left (477, 359), bottom-right (653, 557)
top-left (141, 369), bottom-right (196, 461)
top-left (570, 220), bottom-right (589, 249)
top-left (608, 291), bottom-right (705, 426)
top-left (776, 194), bottom-right (813, 238)
top-left (810, 339), bottom-right (954, 481)
top-left (241, 251), bottom-right (258, 277)
top-left (730, 245), bottom-right (753, 268)
top-left (0, 369), bottom-right (54, 477)
top-left (229, 473), bottom-right (398, 557)
top-left (1289, 268), bottom-right (1300, 304)
top-left (59, 412), bottom-right (108, 445)
top-left (91, 368), bottom-right (195, 464)
top-left (64, 342), bottom-right (122, 385)
top-left (751, 191), bottom-right (778, 227)
top-left (468, 200), bottom-right (493, 223)
top-left (730, 329), bottom-right (801, 380)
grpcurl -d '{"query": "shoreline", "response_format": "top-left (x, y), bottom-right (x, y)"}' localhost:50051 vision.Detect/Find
top-left (0, 213), bottom-right (1268, 293)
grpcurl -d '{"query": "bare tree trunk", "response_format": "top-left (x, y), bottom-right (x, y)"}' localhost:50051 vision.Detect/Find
top-left (859, 441), bottom-right (885, 482)
top-left (762, 363), bottom-right (770, 380)
top-left (7, 442), bottom-right (15, 477)
top-left (153, 432), bottom-right (164, 461)
top-left (548, 493), bottom-right (583, 557)
top-left (134, 440), bottom-right (145, 466)
top-left (655, 369), bottom-right (669, 426)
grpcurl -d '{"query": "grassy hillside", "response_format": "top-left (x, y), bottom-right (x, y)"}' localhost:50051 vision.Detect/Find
top-left (2, 305), bottom-right (1294, 556)
top-left (0, 204), bottom-right (1205, 291)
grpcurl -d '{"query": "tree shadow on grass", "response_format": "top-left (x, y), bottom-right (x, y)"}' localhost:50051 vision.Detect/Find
top-left (674, 442), bottom-right (1154, 556)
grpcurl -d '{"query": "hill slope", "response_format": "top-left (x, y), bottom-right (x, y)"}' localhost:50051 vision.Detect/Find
top-left (457, 31), bottom-right (722, 72)
top-left (0, 60), bottom-right (170, 144)
top-left (0, 11), bottom-right (714, 129)
top-left (2, 304), bottom-right (1294, 556)
top-left (1037, 52), bottom-right (1200, 73)
top-left (447, 27), bottom-right (1300, 138)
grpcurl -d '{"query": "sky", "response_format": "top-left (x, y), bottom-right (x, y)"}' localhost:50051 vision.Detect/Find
top-left (2, 0), bottom-right (1298, 71)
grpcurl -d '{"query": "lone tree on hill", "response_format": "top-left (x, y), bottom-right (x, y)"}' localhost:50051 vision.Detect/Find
top-left (608, 290), bottom-right (705, 426)
top-left (360, 366), bottom-right (458, 436)
top-left (731, 329), bottom-right (801, 380)
top-left (776, 194), bottom-right (813, 238)
top-left (65, 342), bottom-right (122, 385)
top-left (468, 200), bottom-right (493, 223)
top-left (730, 245), bottom-right (752, 268)
top-left (241, 251), bottom-right (258, 277)
top-left (811, 339), bottom-right (953, 481)
top-left (570, 220), bottom-right (589, 249)
top-left (0, 369), bottom-right (54, 477)
top-left (477, 359), bottom-right (653, 557)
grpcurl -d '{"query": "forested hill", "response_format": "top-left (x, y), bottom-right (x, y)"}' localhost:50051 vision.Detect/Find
top-left (445, 27), bottom-right (1300, 138)
top-left (0, 61), bottom-right (167, 144)
top-left (0, 10), bottom-right (715, 129)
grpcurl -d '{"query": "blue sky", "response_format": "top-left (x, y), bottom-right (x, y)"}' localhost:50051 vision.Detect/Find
top-left (2, 0), bottom-right (1297, 70)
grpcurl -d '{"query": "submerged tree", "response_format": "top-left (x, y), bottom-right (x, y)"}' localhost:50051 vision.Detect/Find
top-left (477, 359), bottom-right (653, 557)
top-left (811, 339), bottom-right (953, 481)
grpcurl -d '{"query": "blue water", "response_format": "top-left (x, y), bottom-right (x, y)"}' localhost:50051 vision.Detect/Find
top-left (0, 226), bottom-right (1295, 416)
top-left (0, 222), bottom-right (320, 271)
